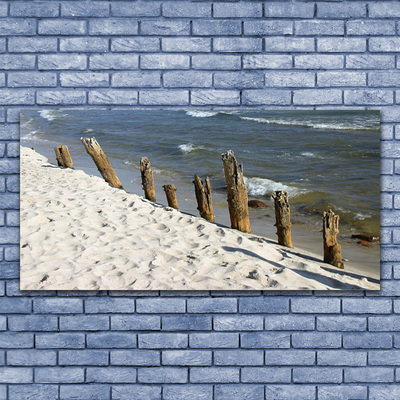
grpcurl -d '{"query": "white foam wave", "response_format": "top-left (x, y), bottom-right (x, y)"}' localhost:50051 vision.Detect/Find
top-left (178, 143), bottom-right (204, 154)
top-left (38, 110), bottom-right (68, 122)
top-left (240, 116), bottom-right (378, 131)
top-left (185, 110), bottom-right (220, 118)
top-left (244, 176), bottom-right (304, 197)
top-left (83, 128), bottom-right (95, 134)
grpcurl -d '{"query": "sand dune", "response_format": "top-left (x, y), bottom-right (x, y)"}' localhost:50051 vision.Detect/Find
top-left (20, 146), bottom-right (379, 291)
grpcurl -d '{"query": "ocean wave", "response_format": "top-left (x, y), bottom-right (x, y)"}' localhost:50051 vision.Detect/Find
top-left (243, 176), bottom-right (304, 197)
top-left (239, 116), bottom-right (379, 131)
top-left (178, 143), bottom-right (205, 154)
top-left (38, 110), bottom-right (68, 122)
top-left (185, 110), bottom-right (220, 118)
top-left (83, 128), bottom-right (95, 134)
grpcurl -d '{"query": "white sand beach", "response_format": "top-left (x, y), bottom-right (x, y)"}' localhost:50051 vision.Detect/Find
top-left (20, 146), bottom-right (379, 291)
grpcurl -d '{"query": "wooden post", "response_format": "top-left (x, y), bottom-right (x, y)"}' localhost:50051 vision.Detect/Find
top-left (221, 150), bottom-right (251, 233)
top-left (140, 157), bottom-right (156, 202)
top-left (273, 190), bottom-right (293, 248)
top-left (323, 209), bottom-right (344, 269)
top-left (193, 175), bottom-right (215, 222)
top-left (54, 145), bottom-right (74, 169)
top-left (81, 137), bottom-right (123, 189)
top-left (163, 184), bottom-right (178, 209)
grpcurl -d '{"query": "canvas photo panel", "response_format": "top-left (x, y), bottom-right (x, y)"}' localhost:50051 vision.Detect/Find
top-left (20, 109), bottom-right (380, 291)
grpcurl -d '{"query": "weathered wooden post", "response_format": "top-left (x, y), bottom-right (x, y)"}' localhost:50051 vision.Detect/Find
top-left (163, 184), bottom-right (178, 209)
top-left (81, 137), bottom-right (123, 189)
top-left (221, 150), bottom-right (251, 233)
top-left (140, 156), bottom-right (156, 202)
top-left (323, 209), bottom-right (344, 269)
top-left (273, 190), bottom-right (293, 248)
top-left (193, 175), bottom-right (215, 222)
top-left (54, 145), bottom-right (74, 169)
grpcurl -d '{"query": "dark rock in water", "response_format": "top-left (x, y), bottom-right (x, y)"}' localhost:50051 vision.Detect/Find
top-left (357, 240), bottom-right (373, 248)
top-left (248, 200), bottom-right (268, 208)
top-left (351, 234), bottom-right (380, 242)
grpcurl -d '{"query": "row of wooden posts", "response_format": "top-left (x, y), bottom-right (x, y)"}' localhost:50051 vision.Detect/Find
top-left (54, 138), bottom-right (344, 269)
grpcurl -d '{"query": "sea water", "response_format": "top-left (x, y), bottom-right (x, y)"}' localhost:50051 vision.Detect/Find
top-left (20, 109), bottom-right (381, 277)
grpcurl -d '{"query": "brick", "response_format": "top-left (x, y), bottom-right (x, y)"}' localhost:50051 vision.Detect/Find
top-left (189, 332), bottom-right (238, 348)
top-left (369, 350), bottom-right (400, 366)
top-left (369, 316), bottom-right (400, 331)
top-left (318, 385), bottom-right (367, 400)
top-left (59, 350), bottom-right (109, 366)
top-left (111, 315), bottom-right (160, 330)
top-left (163, 71), bottom-right (211, 88)
top-left (3, 246), bottom-right (17, 261)
top-left (111, 38), bottom-right (160, 52)
top-left (0, 367), bottom-right (32, 383)
top-left (345, 367), bottom-right (393, 383)
top-left (62, 2), bottom-right (110, 17)
top-left (110, 350), bottom-right (159, 366)
top-left (89, 19), bottom-right (138, 35)
top-left (163, 385), bottom-right (212, 400)
top-left (191, 90), bottom-right (239, 106)
top-left (38, 54), bottom-right (87, 70)
top-left (9, 385), bottom-right (58, 400)
top-left (140, 90), bottom-right (188, 105)
top-left (138, 367), bottom-right (187, 383)
top-left (11, 2), bottom-right (59, 17)
top-left (265, 350), bottom-right (315, 365)
top-left (317, 316), bottom-right (366, 331)
top-left (370, 71), bottom-right (400, 87)
top-left (346, 55), bottom-right (395, 69)
top-left (242, 367), bottom-right (291, 383)
top-left (239, 297), bottom-right (289, 313)
top-left (265, 72), bottom-right (314, 88)
top-left (215, 385), bottom-right (264, 400)
top-left (296, 55), bottom-right (344, 69)
top-left (241, 332), bottom-right (290, 349)
top-left (0, 333), bottom-right (33, 348)
top-left (0, 19), bottom-right (36, 36)
top-left (5, 175), bottom-right (19, 190)
top-left (0, 160), bottom-right (19, 174)
top-left (6, 210), bottom-right (19, 225)
top-left (112, 2), bottom-right (160, 17)
top-left (9, 315), bottom-right (57, 331)
top-left (162, 315), bottom-right (211, 331)
top-left (213, 3), bottom-right (262, 18)
top-left (343, 333), bottom-right (392, 349)
top-left (343, 299), bottom-right (391, 314)
top-left (87, 332), bottom-right (136, 349)
top-left (86, 367), bottom-right (136, 383)
top-left (265, 315), bottom-right (314, 331)
top-left (190, 367), bottom-right (239, 383)
top-left (292, 333), bottom-right (341, 349)
top-left (214, 315), bottom-right (263, 331)
top-left (139, 333), bottom-right (187, 349)
top-left (162, 350), bottom-right (211, 366)
top-left (317, 3), bottom-right (366, 18)
top-left (7, 349), bottom-right (56, 366)
top-left (163, 2), bottom-right (210, 18)
top-left (193, 20), bottom-right (241, 36)
top-left (214, 38), bottom-right (262, 53)
top-left (344, 90), bottom-right (393, 105)
top-left (318, 350), bottom-right (366, 366)
top-left (60, 315), bottom-right (109, 331)
top-left (369, 3), bottom-right (400, 18)
top-left (264, 2), bottom-right (314, 18)
top-left (37, 90), bottom-right (86, 105)
top-left (141, 21), bottom-right (189, 36)
top-left (60, 72), bottom-right (109, 87)
top-left (0, 262), bottom-right (19, 278)
top-left (192, 55), bottom-right (241, 70)
top-left (60, 38), bottom-right (108, 53)
top-left (214, 350), bottom-right (263, 366)
top-left (0, 3), bottom-right (6, 17)
top-left (60, 385), bottom-right (110, 400)
top-left (265, 385), bottom-right (315, 400)
top-left (318, 38), bottom-right (366, 53)
top-left (112, 385), bottom-right (161, 400)
top-left (318, 71), bottom-right (366, 87)
top-left (0, 55), bottom-right (35, 70)
top-left (244, 21), bottom-right (292, 36)
top-left (9, 37), bottom-right (57, 53)
top-left (34, 298), bottom-right (83, 314)
top-left (35, 367), bottom-right (84, 383)
top-left (370, 38), bottom-right (400, 53)
top-left (187, 298), bottom-right (237, 313)
top-left (162, 38), bottom-right (211, 52)
top-left (0, 297), bottom-right (31, 313)
top-left (242, 89), bottom-right (291, 105)
top-left (295, 20), bottom-right (344, 36)
top-left (370, 386), bottom-right (400, 400)
top-left (90, 54), bottom-right (138, 70)
top-left (347, 20), bottom-right (395, 36)
top-left (294, 89), bottom-right (342, 105)
top-left (85, 298), bottom-right (135, 313)
top-left (292, 298), bottom-right (340, 313)
top-left (243, 55), bottom-right (292, 70)
top-left (293, 367), bottom-right (342, 383)
top-left (141, 54), bottom-right (189, 70)
top-left (39, 19), bottom-right (85, 35)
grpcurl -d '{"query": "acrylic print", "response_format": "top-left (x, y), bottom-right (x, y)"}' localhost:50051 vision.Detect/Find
top-left (20, 110), bottom-right (380, 290)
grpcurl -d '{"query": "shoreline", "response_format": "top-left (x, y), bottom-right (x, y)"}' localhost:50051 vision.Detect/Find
top-left (20, 146), bottom-right (379, 291)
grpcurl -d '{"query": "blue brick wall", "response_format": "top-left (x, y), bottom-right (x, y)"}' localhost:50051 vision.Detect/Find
top-left (0, 0), bottom-right (399, 398)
